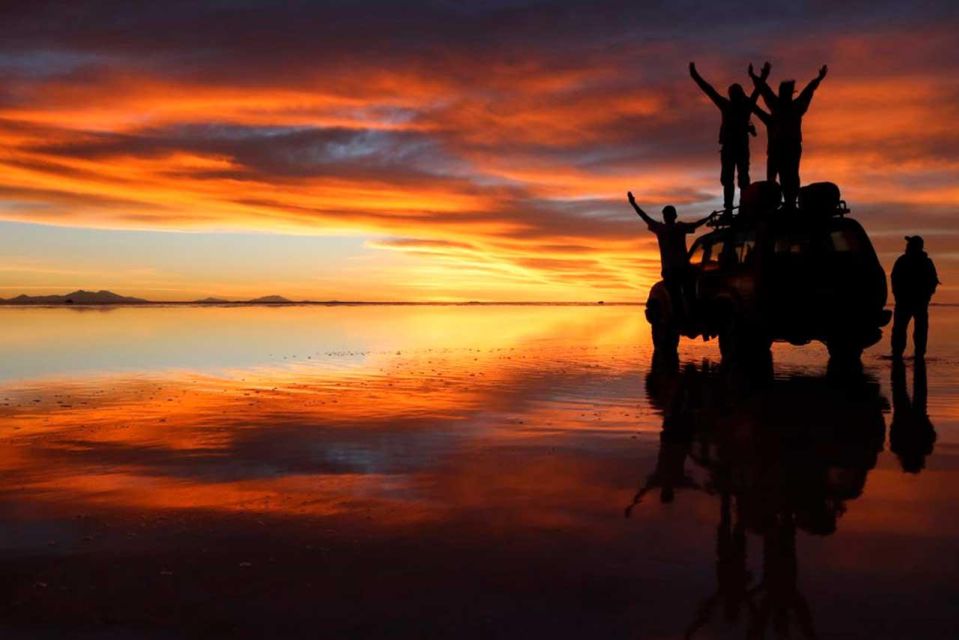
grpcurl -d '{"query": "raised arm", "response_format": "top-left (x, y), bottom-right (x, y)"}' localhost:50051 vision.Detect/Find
top-left (751, 103), bottom-right (772, 125)
top-left (692, 212), bottom-right (714, 228)
top-left (747, 62), bottom-right (771, 107)
top-left (796, 64), bottom-right (827, 111)
top-left (748, 63), bottom-right (778, 111)
top-left (689, 62), bottom-right (725, 109)
top-left (627, 191), bottom-right (657, 228)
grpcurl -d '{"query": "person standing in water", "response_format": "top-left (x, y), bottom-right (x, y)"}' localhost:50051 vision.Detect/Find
top-left (891, 235), bottom-right (940, 359)
top-left (748, 64), bottom-right (828, 208)
top-left (689, 61), bottom-right (770, 211)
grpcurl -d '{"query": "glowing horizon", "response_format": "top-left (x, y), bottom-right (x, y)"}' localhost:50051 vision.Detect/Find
top-left (1, 2), bottom-right (958, 301)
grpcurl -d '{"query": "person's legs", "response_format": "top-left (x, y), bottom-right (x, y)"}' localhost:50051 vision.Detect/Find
top-left (737, 146), bottom-right (751, 192)
top-left (663, 268), bottom-right (689, 320)
top-left (781, 144), bottom-right (802, 207)
top-left (766, 145), bottom-right (777, 183)
top-left (913, 305), bottom-right (929, 356)
top-left (720, 147), bottom-right (735, 210)
top-left (891, 305), bottom-right (912, 357)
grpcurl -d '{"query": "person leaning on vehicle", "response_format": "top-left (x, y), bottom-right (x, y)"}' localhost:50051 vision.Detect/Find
top-left (628, 191), bottom-right (711, 310)
top-left (891, 235), bottom-right (939, 359)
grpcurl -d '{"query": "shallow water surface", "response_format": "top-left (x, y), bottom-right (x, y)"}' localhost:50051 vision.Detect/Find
top-left (1, 305), bottom-right (957, 638)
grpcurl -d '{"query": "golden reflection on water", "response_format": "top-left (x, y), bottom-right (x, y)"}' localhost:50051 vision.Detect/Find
top-left (1, 305), bottom-right (958, 636)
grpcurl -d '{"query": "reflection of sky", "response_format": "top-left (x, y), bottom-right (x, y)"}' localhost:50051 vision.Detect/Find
top-left (0, 305), bottom-right (958, 635)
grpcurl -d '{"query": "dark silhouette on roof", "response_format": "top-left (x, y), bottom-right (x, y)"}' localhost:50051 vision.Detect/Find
top-left (748, 64), bottom-right (828, 208)
top-left (689, 61), bottom-right (770, 210)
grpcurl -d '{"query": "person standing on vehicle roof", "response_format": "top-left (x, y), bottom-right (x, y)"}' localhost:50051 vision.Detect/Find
top-left (891, 235), bottom-right (939, 359)
top-left (748, 64), bottom-right (828, 208)
top-left (689, 61), bottom-right (770, 212)
top-left (628, 192), bottom-right (712, 310)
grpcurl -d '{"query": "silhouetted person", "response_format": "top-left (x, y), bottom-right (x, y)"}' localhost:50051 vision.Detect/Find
top-left (891, 235), bottom-right (939, 358)
top-left (749, 64), bottom-right (828, 208)
top-left (890, 358), bottom-right (936, 473)
top-left (628, 192), bottom-right (711, 315)
top-left (689, 61), bottom-right (770, 211)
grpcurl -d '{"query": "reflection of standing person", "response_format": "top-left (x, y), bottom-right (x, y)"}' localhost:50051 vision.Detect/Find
top-left (628, 192), bottom-right (711, 315)
top-left (890, 358), bottom-right (936, 473)
top-left (689, 61), bottom-right (770, 211)
top-left (891, 236), bottom-right (939, 358)
top-left (626, 364), bottom-right (702, 515)
top-left (748, 65), bottom-right (828, 208)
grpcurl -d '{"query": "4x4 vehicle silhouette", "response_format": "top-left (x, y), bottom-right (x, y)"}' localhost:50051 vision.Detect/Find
top-left (645, 181), bottom-right (891, 360)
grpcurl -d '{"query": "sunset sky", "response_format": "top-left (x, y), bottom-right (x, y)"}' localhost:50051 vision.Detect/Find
top-left (1, 1), bottom-right (957, 301)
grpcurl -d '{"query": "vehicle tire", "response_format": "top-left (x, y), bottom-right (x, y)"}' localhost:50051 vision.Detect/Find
top-left (652, 320), bottom-right (680, 354)
top-left (826, 339), bottom-right (864, 363)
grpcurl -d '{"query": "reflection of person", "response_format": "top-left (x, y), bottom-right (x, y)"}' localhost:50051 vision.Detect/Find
top-left (645, 363), bottom-right (886, 639)
top-left (891, 236), bottom-right (940, 358)
top-left (628, 192), bottom-right (711, 315)
top-left (748, 64), bottom-right (828, 208)
top-left (890, 358), bottom-right (936, 473)
top-left (626, 364), bottom-right (703, 515)
top-left (689, 61), bottom-right (770, 211)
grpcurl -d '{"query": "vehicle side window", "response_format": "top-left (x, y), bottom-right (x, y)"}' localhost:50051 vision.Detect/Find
top-left (705, 241), bottom-right (724, 264)
top-left (689, 242), bottom-right (706, 266)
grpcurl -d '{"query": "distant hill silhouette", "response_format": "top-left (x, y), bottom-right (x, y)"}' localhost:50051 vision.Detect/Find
top-left (0, 290), bottom-right (148, 305)
top-left (193, 297), bottom-right (230, 303)
top-left (247, 295), bottom-right (292, 303)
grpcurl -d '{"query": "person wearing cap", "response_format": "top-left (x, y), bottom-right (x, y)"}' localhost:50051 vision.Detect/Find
top-left (748, 64), bottom-right (828, 208)
top-left (627, 191), bottom-right (712, 312)
top-left (891, 235), bottom-right (940, 358)
top-left (688, 61), bottom-right (770, 212)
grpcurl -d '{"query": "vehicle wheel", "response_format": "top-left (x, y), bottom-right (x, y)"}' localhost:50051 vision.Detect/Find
top-left (826, 339), bottom-right (864, 362)
top-left (652, 320), bottom-right (680, 354)
top-left (648, 301), bottom-right (680, 354)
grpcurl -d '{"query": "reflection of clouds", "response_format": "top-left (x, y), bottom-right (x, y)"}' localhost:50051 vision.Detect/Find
top-left (0, 308), bottom-right (648, 521)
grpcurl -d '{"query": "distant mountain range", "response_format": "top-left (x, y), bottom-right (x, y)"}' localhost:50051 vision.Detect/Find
top-left (0, 290), bottom-right (148, 305)
top-left (0, 290), bottom-right (293, 305)
top-left (0, 291), bottom-right (629, 306)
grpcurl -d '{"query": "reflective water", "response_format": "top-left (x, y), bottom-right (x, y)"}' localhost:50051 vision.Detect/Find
top-left (1, 305), bottom-right (957, 638)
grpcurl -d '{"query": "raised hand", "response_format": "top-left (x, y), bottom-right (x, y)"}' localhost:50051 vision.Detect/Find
top-left (819, 64), bottom-right (828, 79)
top-left (689, 62), bottom-right (697, 76)
top-left (627, 191), bottom-right (637, 206)
top-left (761, 61), bottom-right (771, 79)
top-left (748, 63), bottom-right (758, 80)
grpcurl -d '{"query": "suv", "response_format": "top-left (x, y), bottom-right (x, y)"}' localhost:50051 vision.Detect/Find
top-left (645, 181), bottom-right (891, 360)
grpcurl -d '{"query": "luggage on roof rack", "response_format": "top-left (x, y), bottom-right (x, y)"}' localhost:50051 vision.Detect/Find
top-left (799, 182), bottom-right (848, 215)
top-left (739, 181), bottom-right (782, 219)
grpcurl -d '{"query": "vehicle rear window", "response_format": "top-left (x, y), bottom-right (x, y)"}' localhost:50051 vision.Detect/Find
top-left (830, 230), bottom-right (861, 252)
top-left (775, 237), bottom-right (805, 254)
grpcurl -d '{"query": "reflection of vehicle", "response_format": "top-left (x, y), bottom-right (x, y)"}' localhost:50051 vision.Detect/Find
top-left (634, 360), bottom-right (888, 638)
top-left (646, 182), bottom-right (891, 360)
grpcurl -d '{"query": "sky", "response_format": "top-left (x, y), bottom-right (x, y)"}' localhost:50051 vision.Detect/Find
top-left (0, 0), bottom-right (957, 301)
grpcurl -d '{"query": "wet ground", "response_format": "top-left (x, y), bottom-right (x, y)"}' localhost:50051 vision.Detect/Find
top-left (0, 304), bottom-right (957, 638)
